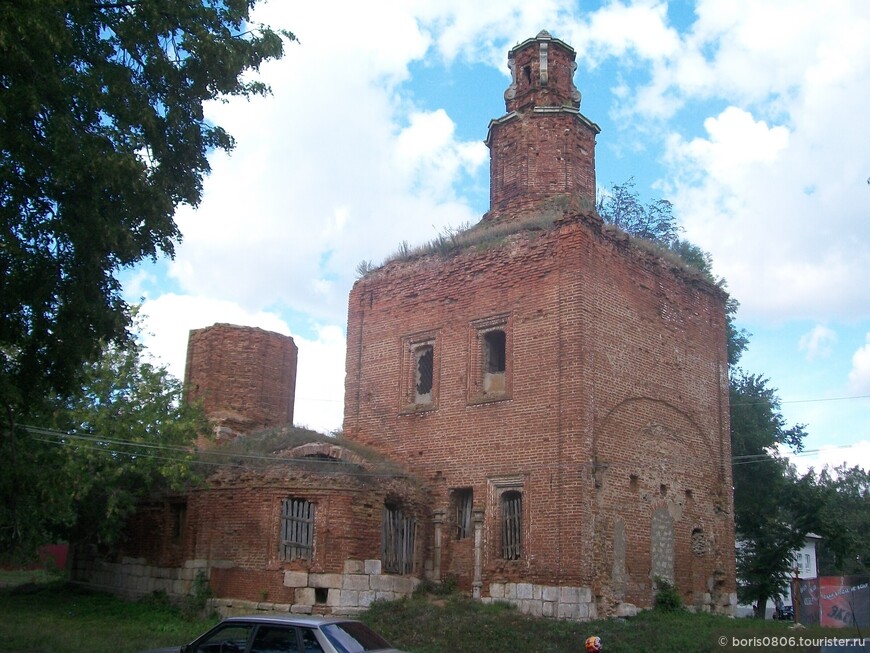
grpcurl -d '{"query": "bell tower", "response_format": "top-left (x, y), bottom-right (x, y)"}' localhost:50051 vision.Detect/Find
top-left (484, 31), bottom-right (600, 224)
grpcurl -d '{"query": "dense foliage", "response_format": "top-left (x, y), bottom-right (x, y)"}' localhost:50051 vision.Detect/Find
top-left (0, 0), bottom-right (291, 425)
top-left (597, 177), bottom-right (680, 246)
top-left (0, 314), bottom-right (209, 559)
top-left (801, 465), bottom-right (870, 576)
top-left (730, 372), bottom-right (808, 614)
top-left (0, 0), bottom-right (291, 560)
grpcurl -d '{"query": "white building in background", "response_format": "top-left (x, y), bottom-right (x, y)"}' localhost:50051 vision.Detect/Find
top-left (793, 534), bottom-right (822, 580)
top-left (735, 534), bottom-right (821, 618)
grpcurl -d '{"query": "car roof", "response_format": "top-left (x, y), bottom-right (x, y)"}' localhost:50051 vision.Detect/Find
top-left (219, 614), bottom-right (360, 628)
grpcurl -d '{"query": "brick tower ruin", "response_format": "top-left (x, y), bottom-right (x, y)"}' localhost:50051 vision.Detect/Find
top-left (184, 323), bottom-right (298, 438)
top-left (485, 31), bottom-right (599, 224)
top-left (344, 31), bottom-right (737, 618)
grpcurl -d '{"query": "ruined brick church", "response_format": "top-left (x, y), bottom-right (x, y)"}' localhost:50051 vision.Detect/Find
top-left (70, 32), bottom-right (737, 619)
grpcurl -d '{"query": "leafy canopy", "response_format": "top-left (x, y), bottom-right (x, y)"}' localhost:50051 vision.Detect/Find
top-left (800, 464), bottom-right (870, 576)
top-left (0, 311), bottom-right (209, 559)
top-left (0, 0), bottom-right (292, 418)
top-left (730, 371), bottom-right (807, 614)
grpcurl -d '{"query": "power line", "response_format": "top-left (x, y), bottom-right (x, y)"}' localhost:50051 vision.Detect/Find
top-left (730, 394), bottom-right (869, 408)
top-left (22, 424), bottom-right (867, 472)
top-left (22, 424), bottom-right (413, 479)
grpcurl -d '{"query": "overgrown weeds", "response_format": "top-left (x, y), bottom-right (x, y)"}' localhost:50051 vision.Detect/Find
top-left (653, 576), bottom-right (684, 612)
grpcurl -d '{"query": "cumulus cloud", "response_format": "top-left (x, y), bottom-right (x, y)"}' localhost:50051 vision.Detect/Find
top-left (798, 325), bottom-right (837, 362)
top-left (790, 440), bottom-right (870, 477)
top-left (647, 2), bottom-right (870, 322)
top-left (573, 0), bottom-right (680, 65)
top-left (848, 334), bottom-right (870, 393)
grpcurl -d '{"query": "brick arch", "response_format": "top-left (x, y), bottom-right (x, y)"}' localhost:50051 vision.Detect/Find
top-left (594, 396), bottom-right (705, 457)
top-left (283, 443), bottom-right (374, 470)
top-left (590, 397), bottom-right (717, 610)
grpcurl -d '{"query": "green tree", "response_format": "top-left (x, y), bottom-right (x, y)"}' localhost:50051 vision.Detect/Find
top-left (597, 177), bottom-right (681, 247)
top-left (808, 465), bottom-right (870, 575)
top-left (0, 1), bottom-right (292, 430)
top-left (730, 371), bottom-right (808, 616)
top-left (0, 312), bottom-right (209, 559)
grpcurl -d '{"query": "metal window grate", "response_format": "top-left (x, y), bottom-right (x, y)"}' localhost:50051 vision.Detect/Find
top-left (501, 491), bottom-right (522, 560)
top-left (454, 489), bottom-right (473, 540)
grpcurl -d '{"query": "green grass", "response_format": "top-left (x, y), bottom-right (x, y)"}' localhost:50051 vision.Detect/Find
top-left (0, 576), bottom-right (862, 653)
top-left (362, 593), bottom-right (863, 653)
top-left (0, 568), bottom-right (61, 588)
top-left (0, 580), bottom-right (217, 653)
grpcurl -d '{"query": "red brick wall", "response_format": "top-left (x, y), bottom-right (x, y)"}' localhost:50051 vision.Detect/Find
top-left (184, 324), bottom-right (298, 435)
top-left (343, 214), bottom-right (735, 612)
top-left (115, 470), bottom-right (428, 605)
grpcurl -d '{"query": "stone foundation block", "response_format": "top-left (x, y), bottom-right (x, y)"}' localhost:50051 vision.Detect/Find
top-left (284, 571), bottom-right (309, 588)
top-left (310, 573), bottom-right (342, 589)
top-left (365, 560), bottom-right (382, 575)
top-left (343, 560), bottom-right (364, 574)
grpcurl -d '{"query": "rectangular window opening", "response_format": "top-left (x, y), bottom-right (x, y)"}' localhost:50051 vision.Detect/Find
top-left (415, 345), bottom-right (434, 402)
top-left (281, 498), bottom-right (315, 561)
top-left (452, 488), bottom-right (473, 540)
top-left (382, 504), bottom-right (416, 574)
top-left (484, 330), bottom-right (506, 373)
top-left (501, 490), bottom-right (522, 560)
top-left (170, 501), bottom-right (186, 543)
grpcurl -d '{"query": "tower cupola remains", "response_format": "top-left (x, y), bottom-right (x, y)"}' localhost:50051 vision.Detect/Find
top-left (484, 30), bottom-right (600, 225)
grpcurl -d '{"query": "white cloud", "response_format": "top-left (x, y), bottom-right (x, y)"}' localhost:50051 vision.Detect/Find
top-left (848, 334), bottom-right (870, 393)
top-left (293, 324), bottom-right (346, 433)
top-left (575, 0), bottom-right (680, 64)
top-left (394, 109), bottom-right (488, 198)
top-left (790, 439), bottom-right (870, 476)
top-left (412, 0), bottom-right (576, 66)
top-left (649, 2), bottom-right (870, 323)
top-left (669, 107), bottom-right (790, 180)
top-left (798, 325), bottom-right (837, 362)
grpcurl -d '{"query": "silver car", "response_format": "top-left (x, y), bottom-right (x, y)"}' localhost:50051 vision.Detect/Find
top-left (140, 614), bottom-right (407, 653)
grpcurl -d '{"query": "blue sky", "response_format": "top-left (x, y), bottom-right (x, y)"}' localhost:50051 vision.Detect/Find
top-left (124, 0), bottom-right (869, 474)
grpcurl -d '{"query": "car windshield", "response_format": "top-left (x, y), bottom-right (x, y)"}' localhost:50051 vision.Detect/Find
top-left (320, 622), bottom-right (392, 653)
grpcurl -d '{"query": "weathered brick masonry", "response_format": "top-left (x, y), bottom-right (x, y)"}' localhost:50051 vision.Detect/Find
top-left (343, 31), bottom-right (736, 617)
top-left (72, 443), bottom-right (428, 615)
top-left (185, 323), bottom-right (298, 437)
